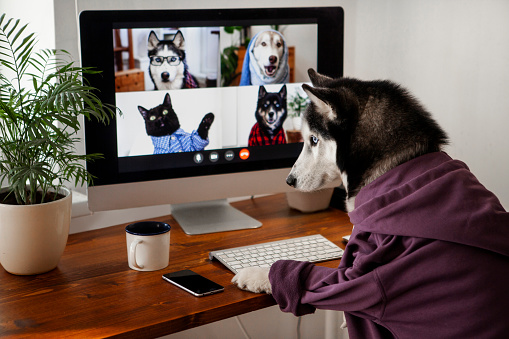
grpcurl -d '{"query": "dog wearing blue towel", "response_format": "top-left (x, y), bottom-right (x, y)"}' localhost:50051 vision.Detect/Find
top-left (240, 30), bottom-right (289, 86)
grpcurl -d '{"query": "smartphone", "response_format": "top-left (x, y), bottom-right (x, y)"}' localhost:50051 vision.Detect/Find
top-left (162, 270), bottom-right (224, 297)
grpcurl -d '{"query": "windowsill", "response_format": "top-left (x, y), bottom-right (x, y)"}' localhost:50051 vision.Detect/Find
top-left (71, 190), bottom-right (92, 218)
top-left (70, 190), bottom-right (174, 234)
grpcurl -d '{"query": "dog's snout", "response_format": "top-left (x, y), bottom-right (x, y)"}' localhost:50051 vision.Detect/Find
top-left (286, 174), bottom-right (297, 187)
top-left (269, 55), bottom-right (277, 64)
top-left (161, 72), bottom-right (170, 81)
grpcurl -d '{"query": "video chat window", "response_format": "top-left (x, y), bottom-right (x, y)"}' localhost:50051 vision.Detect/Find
top-left (114, 24), bottom-right (317, 158)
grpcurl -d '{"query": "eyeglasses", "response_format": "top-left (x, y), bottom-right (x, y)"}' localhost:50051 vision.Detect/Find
top-left (149, 56), bottom-right (181, 66)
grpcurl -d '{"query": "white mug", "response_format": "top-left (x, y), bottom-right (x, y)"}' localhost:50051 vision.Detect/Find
top-left (125, 221), bottom-right (171, 271)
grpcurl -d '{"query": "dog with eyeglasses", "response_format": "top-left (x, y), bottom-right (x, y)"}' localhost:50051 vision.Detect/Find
top-left (147, 30), bottom-right (199, 90)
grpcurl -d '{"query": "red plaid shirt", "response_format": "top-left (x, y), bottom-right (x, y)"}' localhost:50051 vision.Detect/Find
top-left (248, 123), bottom-right (287, 146)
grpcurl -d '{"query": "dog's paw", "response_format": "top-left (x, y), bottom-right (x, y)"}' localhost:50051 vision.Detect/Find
top-left (231, 267), bottom-right (272, 294)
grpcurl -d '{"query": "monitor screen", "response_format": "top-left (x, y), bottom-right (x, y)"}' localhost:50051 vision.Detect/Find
top-left (80, 7), bottom-right (343, 234)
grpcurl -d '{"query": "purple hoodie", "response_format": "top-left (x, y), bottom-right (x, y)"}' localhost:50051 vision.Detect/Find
top-left (269, 152), bottom-right (509, 338)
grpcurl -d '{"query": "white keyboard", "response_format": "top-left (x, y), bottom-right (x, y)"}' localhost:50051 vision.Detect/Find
top-left (209, 234), bottom-right (344, 274)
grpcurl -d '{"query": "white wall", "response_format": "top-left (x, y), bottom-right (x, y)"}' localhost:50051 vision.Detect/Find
top-left (0, 0), bottom-right (56, 101)
top-left (347, 0), bottom-right (509, 209)
top-left (0, 0), bottom-right (55, 50)
top-left (3, 1), bottom-right (508, 338)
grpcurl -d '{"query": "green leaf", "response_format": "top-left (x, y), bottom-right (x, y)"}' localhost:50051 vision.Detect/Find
top-left (0, 15), bottom-right (119, 205)
top-left (10, 22), bottom-right (27, 46)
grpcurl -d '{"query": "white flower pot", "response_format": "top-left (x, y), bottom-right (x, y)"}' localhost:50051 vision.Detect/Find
top-left (286, 188), bottom-right (334, 213)
top-left (0, 187), bottom-right (72, 275)
top-left (292, 116), bottom-right (302, 130)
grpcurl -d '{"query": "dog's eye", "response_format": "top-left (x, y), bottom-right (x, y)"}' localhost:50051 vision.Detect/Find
top-left (162, 109), bottom-right (168, 115)
top-left (277, 42), bottom-right (282, 48)
top-left (261, 42), bottom-right (266, 46)
top-left (150, 116), bottom-right (156, 121)
top-left (310, 135), bottom-right (319, 146)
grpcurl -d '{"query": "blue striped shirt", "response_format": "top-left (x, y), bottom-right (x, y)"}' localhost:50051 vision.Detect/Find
top-left (151, 128), bottom-right (209, 154)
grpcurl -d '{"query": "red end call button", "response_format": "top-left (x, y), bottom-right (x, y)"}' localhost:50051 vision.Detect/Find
top-left (239, 149), bottom-right (250, 160)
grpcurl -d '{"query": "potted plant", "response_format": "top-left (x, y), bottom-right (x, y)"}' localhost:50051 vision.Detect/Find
top-left (285, 89), bottom-right (310, 143)
top-left (0, 15), bottom-right (116, 275)
top-left (288, 89), bottom-right (310, 131)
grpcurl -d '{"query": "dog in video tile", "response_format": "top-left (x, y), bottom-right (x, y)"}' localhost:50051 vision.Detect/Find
top-left (138, 93), bottom-right (214, 154)
top-left (147, 30), bottom-right (199, 90)
top-left (248, 85), bottom-right (287, 146)
top-left (239, 30), bottom-right (289, 86)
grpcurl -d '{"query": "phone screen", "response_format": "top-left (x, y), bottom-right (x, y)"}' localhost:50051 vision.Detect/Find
top-left (162, 270), bottom-right (224, 297)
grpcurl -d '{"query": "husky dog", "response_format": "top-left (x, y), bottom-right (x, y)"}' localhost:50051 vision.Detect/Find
top-left (147, 30), bottom-right (199, 90)
top-left (239, 30), bottom-right (289, 86)
top-left (233, 69), bottom-right (509, 338)
top-left (287, 71), bottom-right (448, 211)
top-left (248, 85), bottom-right (287, 146)
top-left (138, 93), bottom-right (213, 154)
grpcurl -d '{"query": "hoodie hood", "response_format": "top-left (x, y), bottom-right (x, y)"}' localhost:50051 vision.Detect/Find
top-left (349, 152), bottom-right (509, 257)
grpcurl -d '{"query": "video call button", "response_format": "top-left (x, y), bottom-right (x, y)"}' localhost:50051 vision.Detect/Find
top-left (225, 151), bottom-right (235, 161)
top-left (239, 149), bottom-right (250, 160)
top-left (209, 152), bottom-right (219, 162)
top-left (193, 153), bottom-right (204, 164)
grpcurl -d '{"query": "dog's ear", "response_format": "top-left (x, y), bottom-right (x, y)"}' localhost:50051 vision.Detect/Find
top-left (173, 30), bottom-right (185, 50)
top-left (163, 93), bottom-right (172, 106)
top-left (307, 69), bottom-right (334, 87)
top-left (303, 84), bottom-right (358, 123)
top-left (302, 84), bottom-right (335, 120)
top-left (279, 85), bottom-right (287, 99)
top-left (138, 106), bottom-right (148, 119)
top-left (147, 31), bottom-right (159, 51)
top-left (303, 84), bottom-right (354, 121)
top-left (258, 86), bottom-right (267, 99)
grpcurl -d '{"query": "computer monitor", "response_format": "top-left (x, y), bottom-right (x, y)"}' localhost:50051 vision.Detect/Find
top-left (80, 7), bottom-right (343, 234)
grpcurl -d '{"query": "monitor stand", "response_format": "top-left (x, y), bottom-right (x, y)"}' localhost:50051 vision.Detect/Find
top-left (170, 199), bottom-right (262, 235)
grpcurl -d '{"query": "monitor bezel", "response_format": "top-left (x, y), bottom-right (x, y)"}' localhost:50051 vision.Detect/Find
top-left (80, 7), bottom-right (344, 187)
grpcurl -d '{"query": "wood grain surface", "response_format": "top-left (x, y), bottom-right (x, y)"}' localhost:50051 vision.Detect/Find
top-left (0, 194), bottom-right (353, 338)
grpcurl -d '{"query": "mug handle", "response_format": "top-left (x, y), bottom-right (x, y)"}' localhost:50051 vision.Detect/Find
top-left (129, 239), bottom-right (144, 269)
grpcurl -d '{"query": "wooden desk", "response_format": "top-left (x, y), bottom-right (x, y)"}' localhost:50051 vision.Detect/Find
top-left (0, 194), bottom-right (353, 338)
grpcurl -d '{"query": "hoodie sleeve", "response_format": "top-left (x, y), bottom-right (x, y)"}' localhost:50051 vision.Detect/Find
top-left (269, 259), bottom-right (385, 318)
